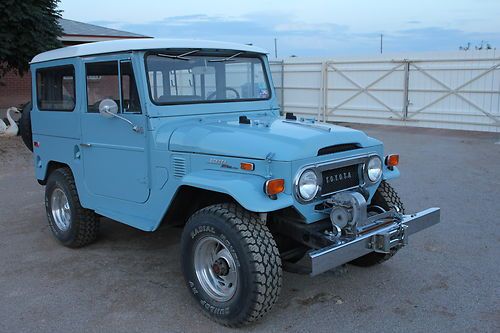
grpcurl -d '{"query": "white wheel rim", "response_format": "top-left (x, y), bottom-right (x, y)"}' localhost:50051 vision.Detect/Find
top-left (193, 236), bottom-right (238, 302)
top-left (51, 188), bottom-right (71, 231)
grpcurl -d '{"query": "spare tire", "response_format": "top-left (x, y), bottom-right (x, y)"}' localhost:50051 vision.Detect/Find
top-left (19, 101), bottom-right (33, 151)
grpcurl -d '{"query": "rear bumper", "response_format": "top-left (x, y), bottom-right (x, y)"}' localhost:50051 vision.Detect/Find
top-left (306, 207), bottom-right (440, 276)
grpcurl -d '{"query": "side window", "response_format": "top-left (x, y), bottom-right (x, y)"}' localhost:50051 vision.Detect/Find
top-left (36, 65), bottom-right (75, 111)
top-left (120, 61), bottom-right (141, 113)
top-left (86, 61), bottom-right (120, 113)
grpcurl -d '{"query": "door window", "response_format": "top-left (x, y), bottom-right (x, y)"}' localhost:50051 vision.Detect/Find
top-left (86, 60), bottom-right (141, 113)
top-left (120, 61), bottom-right (141, 113)
top-left (86, 61), bottom-right (120, 113)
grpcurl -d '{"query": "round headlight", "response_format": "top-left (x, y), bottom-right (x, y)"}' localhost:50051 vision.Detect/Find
top-left (297, 169), bottom-right (319, 201)
top-left (367, 156), bottom-right (382, 182)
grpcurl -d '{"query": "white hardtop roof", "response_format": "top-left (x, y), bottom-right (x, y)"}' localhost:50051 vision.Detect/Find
top-left (31, 38), bottom-right (268, 64)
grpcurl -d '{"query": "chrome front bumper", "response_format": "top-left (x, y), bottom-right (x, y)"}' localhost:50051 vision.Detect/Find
top-left (307, 207), bottom-right (441, 276)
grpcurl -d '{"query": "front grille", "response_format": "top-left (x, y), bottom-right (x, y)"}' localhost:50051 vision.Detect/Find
top-left (321, 164), bottom-right (360, 195)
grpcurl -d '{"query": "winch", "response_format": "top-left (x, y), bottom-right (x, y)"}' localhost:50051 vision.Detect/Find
top-left (326, 192), bottom-right (367, 236)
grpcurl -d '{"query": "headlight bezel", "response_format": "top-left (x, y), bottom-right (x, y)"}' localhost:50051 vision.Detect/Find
top-left (365, 155), bottom-right (383, 183)
top-left (294, 168), bottom-right (320, 202)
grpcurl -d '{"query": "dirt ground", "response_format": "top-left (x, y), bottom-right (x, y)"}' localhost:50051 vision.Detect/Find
top-left (0, 124), bottom-right (499, 333)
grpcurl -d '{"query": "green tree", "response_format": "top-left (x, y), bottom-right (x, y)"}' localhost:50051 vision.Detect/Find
top-left (0, 0), bottom-right (62, 79)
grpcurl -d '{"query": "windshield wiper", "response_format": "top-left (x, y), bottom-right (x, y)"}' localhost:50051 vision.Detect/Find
top-left (208, 52), bottom-right (243, 62)
top-left (157, 49), bottom-right (200, 61)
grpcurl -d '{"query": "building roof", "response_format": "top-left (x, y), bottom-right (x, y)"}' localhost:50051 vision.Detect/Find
top-left (59, 18), bottom-right (148, 38)
top-left (31, 38), bottom-right (268, 63)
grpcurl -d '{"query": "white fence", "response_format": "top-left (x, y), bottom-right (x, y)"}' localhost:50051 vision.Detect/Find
top-left (270, 51), bottom-right (500, 132)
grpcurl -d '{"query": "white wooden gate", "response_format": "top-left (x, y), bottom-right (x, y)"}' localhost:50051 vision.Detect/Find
top-left (270, 51), bottom-right (500, 132)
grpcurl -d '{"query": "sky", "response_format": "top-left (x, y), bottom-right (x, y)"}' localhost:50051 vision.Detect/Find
top-left (59, 0), bottom-right (500, 58)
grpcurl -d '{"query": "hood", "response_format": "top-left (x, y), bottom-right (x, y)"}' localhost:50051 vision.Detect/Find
top-left (168, 117), bottom-right (381, 161)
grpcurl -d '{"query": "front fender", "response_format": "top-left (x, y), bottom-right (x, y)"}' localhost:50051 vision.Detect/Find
top-left (383, 166), bottom-right (400, 180)
top-left (181, 170), bottom-right (293, 213)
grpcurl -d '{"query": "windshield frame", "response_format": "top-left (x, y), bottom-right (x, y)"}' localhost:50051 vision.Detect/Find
top-left (144, 50), bottom-right (272, 106)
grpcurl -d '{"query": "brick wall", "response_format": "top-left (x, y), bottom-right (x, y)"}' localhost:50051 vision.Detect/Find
top-left (0, 69), bottom-right (32, 109)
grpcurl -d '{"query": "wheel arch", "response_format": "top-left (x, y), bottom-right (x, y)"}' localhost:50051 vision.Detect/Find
top-left (159, 170), bottom-right (293, 230)
top-left (157, 170), bottom-right (295, 228)
top-left (38, 160), bottom-right (72, 185)
top-left (159, 185), bottom-right (237, 227)
top-left (181, 170), bottom-right (294, 211)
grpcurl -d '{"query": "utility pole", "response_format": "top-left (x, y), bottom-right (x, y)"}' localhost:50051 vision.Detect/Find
top-left (380, 34), bottom-right (383, 54)
top-left (274, 38), bottom-right (278, 59)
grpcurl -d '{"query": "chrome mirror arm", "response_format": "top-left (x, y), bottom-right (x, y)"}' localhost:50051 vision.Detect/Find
top-left (104, 110), bottom-right (144, 134)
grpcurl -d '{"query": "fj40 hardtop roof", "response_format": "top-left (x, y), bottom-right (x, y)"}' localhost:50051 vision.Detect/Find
top-left (31, 38), bottom-right (268, 64)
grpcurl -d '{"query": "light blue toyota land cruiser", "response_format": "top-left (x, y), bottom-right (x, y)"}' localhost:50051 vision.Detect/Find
top-left (25, 39), bottom-right (440, 327)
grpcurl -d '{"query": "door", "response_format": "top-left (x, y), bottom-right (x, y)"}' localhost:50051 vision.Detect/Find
top-left (81, 57), bottom-right (150, 203)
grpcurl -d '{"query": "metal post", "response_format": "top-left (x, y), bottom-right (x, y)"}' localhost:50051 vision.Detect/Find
top-left (402, 61), bottom-right (410, 120)
top-left (496, 110), bottom-right (500, 144)
top-left (496, 118), bottom-right (500, 145)
top-left (320, 62), bottom-right (329, 122)
top-left (318, 63), bottom-right (322, 122)
top-left (280, 60), bottom-right (285, 114)
top-left (380, 34), bottom-right (383, 54)
top-left (274, 38), bottom-right (278, 59)
top-left (496, 52), bottom-right (500, 144)
top-left (324, 63), bottom-right (329, 122)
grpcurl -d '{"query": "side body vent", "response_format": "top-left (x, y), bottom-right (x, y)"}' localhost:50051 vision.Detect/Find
top-left (172, 156), bottom-right (187, 178)
top-left (317, 143), bottom-right (361, 156)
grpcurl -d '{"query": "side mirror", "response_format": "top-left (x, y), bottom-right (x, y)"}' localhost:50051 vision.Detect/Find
top-left (98, 99), bottom-right (119, 118)
top-left (97, 98), bottom-right (143, 134)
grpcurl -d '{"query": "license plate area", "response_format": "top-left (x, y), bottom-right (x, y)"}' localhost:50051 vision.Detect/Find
top-left (321, 164), bottom-right (360, 195)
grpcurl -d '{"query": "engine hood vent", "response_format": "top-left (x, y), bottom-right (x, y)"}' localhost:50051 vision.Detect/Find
top-left (318, 143), bottom-right (361, 156)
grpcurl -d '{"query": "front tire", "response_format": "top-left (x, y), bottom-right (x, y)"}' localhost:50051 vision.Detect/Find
top-left (181, 203), bottom-right (282, 327)
top-left (350, 181), bottom-right (406, 267)
top-left (45, 168), bottom-right (99, 248)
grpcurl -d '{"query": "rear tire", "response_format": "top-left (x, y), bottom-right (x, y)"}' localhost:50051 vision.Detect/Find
top-left (350, 181), bottom-right (405, 267)
top-left (19, 101), bottom-right (33, 151)
top-left (181, 203), bottom-right (282, 327)
top-left (45, 168), bottom-right (99, 248)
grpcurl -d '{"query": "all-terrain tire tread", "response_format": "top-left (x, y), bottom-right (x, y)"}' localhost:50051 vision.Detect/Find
top-left (376, 180), bottom-right (406, 214)
top-left (187, 203), bottom-right (282, 327)
top-left (47, 168), bottom-right (99, 248)
top-left (19, 102), bottom-right (33, 151)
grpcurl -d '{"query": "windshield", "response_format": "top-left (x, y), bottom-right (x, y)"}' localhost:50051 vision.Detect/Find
top-left (145, 52), bottom-right (270, 105)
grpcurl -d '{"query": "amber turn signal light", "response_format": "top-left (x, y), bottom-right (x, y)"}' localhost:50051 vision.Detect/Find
top-left (385, 154), bottom-right (399, 167)
top-left (240, 162), bottom-right (255, 171)
top-left (265, 179), bottom-right (285, 196)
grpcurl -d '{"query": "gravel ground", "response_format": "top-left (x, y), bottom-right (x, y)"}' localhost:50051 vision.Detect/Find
top-left (0, 124), bottom-right (499, 333)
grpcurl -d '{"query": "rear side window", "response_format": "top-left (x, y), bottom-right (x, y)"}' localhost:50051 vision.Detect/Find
top-left (36, 65), bottom-right (76, 111)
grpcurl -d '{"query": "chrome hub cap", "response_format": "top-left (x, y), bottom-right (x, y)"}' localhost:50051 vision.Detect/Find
top-left (194, 236), bottom-right (238, 302)
top-left (51, 188), bottom-right (71, 231)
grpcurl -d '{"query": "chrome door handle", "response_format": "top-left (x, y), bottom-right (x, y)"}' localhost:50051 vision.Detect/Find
top-left (80, 143), bottom-right (92, 148)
